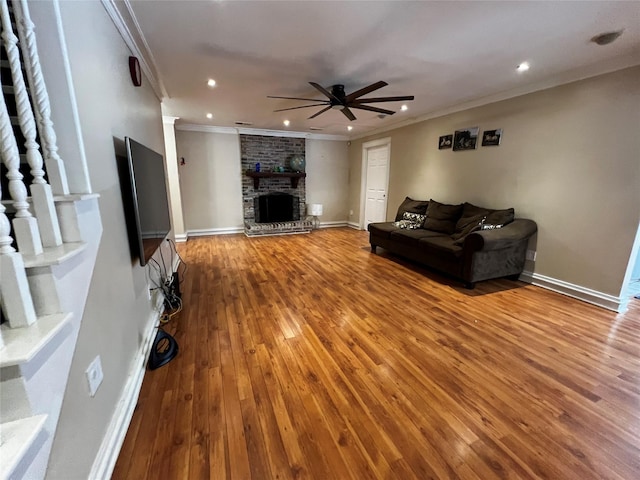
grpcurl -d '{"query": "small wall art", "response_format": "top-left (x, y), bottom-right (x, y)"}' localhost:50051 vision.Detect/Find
top-left (438, 134), bottom-right (453, 149)
top-left (482, 129), bottom-right (503, 146)
top-left (453, 127), bottom-right (479, 151)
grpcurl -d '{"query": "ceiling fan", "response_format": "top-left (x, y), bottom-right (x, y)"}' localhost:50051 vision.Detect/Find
top-left (268, 81), bottom-right (414, 121)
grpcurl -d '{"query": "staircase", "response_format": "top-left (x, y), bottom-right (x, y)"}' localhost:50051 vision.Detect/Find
top-left (0, 1), bottom-right (101, 478)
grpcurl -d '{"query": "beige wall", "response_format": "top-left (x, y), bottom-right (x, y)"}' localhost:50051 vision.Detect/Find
top-left (176, 130), bottom-right (244, 230)
top-left (175, 130), bottom-right (349, 231)
top-left (46, 1), bottom-right (167, 478)
top-left (349, 67), bottom-right (640, 297)
top-left (305, 138), bottom-right (349, 223)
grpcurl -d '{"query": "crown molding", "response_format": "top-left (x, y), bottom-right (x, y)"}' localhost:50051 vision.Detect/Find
top-left (100, 0), bottom-right (168, 100)
top-left (175, 123), bottom-right (348, 141)
top-left (351, 54), bottom-right (640, 141)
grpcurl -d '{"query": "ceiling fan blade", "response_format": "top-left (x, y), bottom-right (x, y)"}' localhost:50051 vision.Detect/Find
top-left (351, 95), bottom-right (415, 103)
top-left (341, 107), bottom-right (356, 121)
top-left (308, 105), bottom-right (332, 119)
top-left (349, 104), bottom-right (395, 116)
top-left (267, 95), bottom-right (324, 102)
top-left (345, 81), bottom-right (388, 102)
top-left (273, 103), bottom-right (329, 112)
top-left (309, 82), bottom-right (341, 102)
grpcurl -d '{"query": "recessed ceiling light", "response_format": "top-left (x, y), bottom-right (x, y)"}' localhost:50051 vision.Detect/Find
top-left (206, 113), bottom-right (213, 119)
top-left (347, 126), bottom-right (353, 131)
top-left (283, 120), bottom-right (290, 126)
top-left (400, 105), bottom-right (408, 111)
top-left (516, 62), bottom-right (530, 73)
top-left (207, 79), bottom-right (216, 87)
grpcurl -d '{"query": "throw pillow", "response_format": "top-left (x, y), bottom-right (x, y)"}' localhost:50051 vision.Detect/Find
top-left (423, 199), bottom-right (463, 234)
top-left (453, 203), bottom-right (491, 237)
top-left (393, 211), bottom-right (427, 229)
top-left (451, 214), bottom-right (486, 241)
top-left (485, 208), bottom-right (514, 226)
top-left (395, 196), bottom-right (430, 221)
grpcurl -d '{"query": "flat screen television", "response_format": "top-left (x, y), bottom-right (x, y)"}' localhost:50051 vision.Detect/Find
top-left (124, 137), bottom-right (172, 266)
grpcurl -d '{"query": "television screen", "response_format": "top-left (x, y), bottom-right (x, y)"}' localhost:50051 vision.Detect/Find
top-left (125, 137), bottom-right (172, 266)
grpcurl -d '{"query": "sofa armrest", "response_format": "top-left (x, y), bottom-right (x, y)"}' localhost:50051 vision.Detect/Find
top-left (464, 218), bottom-right (537, 252)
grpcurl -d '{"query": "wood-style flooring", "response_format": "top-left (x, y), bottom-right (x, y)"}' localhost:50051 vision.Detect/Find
top-left (112, 228), bottom-right (640, 479)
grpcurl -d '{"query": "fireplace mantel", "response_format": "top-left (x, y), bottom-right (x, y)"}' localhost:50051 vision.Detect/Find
top-left (245, 170), bottom-right (306, 189)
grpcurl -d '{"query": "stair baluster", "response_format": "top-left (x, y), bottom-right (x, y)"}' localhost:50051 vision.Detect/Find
top-left (1, 0), bottom-right (62, 248)
top-left (12, 0), bottom-right (69, 196)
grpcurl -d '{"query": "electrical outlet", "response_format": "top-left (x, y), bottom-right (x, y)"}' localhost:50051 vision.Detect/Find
top-left (349, 209), bottom-right (354, 216)
top-left (526, 250), bottom-right (537, 261)
top-left (85, 355), bottom-right (104, 397)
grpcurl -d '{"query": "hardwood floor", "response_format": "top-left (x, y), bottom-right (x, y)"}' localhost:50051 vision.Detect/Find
top-left (112, 228), bottom-right (640, 479)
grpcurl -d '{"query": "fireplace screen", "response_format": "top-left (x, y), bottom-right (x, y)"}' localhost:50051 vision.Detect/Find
top-left (255, 193), bottom-right (299, 223)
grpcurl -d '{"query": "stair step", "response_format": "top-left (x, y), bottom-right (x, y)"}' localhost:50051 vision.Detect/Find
top-left (0, 414), bottom-right (48, 479)
top-left (21, 242), bottom-right (85, 268)
top-left (0, 313), bottom-right (72, 368)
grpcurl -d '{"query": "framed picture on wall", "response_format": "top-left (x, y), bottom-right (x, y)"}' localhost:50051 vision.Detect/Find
top-left (482, 129), bottom-right (503, 146)
top-left (453, 127), bottom-right (479, 151)
top-left (438, 134), bottom-right (453, 149)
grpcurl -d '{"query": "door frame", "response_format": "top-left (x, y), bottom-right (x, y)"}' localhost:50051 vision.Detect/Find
top-left (359, 137), bottom-right (391, 230)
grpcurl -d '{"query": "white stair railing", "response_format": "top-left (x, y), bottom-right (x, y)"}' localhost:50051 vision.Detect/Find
top-left (0, 0), bottom-right (62, 248)
top-left (13, 0), bottom-right (69, 196)
top-left (0, 82), bottom-right (43, 259)
top-left (0, 179), bottom-right (37, 328)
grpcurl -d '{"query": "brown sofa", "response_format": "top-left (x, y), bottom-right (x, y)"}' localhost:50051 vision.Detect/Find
top-left (368, 197), bottom-right (537, 288)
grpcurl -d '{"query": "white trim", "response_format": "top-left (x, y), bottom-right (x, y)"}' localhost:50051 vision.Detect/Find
top-left (162, 116), bottom-right (180, 125)
top-left (359, 137), bottom-right (391, 230)
top-left (176, 124), bottom-right (238, 135)
top-left (100, 0), bottom-right (167, 100)
top-left (318, 221), bottom-right (348, 229)
top-left (347, 221), bottom-right (361, 230)
top-left (350, 55), bottom-right (640, 141)
top-left (188, 226), bottom-right (244, 237)
top-left (175, 123), bottom-right (348, 141)
top-left (89, 294), bottom-right (163, 480)
top-left (174, 233), bottom-right (187, 243)
top-left (519, 270), bottom-right (625, 313)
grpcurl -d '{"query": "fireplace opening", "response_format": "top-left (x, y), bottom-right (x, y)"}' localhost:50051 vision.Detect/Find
top-left (255, 192), bottom-right (299, 223)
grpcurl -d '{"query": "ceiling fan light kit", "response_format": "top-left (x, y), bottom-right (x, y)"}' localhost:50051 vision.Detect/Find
top-left (268, 81), bottom-right (414, 121)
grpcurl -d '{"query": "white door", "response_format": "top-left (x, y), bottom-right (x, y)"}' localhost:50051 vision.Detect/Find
top-left (364, 143), bottom-right (390, 227)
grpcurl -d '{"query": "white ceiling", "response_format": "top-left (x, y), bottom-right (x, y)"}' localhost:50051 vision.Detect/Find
top-left (121, 0), bottom-right (640, 137)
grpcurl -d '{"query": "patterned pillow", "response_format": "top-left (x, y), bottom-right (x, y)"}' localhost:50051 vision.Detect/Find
top-left (393, 211), bottom-right (426, 229)
top-left (481, 223), bottom-right (503, 230)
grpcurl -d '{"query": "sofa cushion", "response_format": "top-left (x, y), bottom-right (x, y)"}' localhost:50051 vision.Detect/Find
top-left (423, 199), bottom-right (463, 234)
top-left (452, 203), bottom-right (491, 241)
top-left (485, 208), bottom-right (514, 227)
top-left (390, 229), bottom-right (446, 247)
top-left (368, 222), bottom-right (399, 240)
top-left (395, 196), bottom-right (430, 221)
top-left (419, 235), bottom-right (464, 257)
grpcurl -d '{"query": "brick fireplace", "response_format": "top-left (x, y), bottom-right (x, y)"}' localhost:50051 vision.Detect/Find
top-left (240, 134), bottom-right (312, 236)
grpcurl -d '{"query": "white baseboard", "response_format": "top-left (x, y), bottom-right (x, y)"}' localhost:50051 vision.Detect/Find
top-left (347, 221), bottom-right (361, 230)
top-left (319, 221), bottom-right (348, 229)
top-left (89, 295), bottom-right (163, 479)
top-left (174, 233), bottom-right (188, 243)
top-left (187, 227), bottom-right (244, 237)
top-left (520, 270), bottom-right (625, 313)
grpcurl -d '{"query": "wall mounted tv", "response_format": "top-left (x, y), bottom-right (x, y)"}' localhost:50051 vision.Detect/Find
top-left (124, 137), bottom-right (172, 266)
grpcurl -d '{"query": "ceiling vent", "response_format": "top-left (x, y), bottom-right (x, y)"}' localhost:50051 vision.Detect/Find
top-left (309, 127), bottom-right (323, 131)
top-left (234, 121), bottom-right (253, 126)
